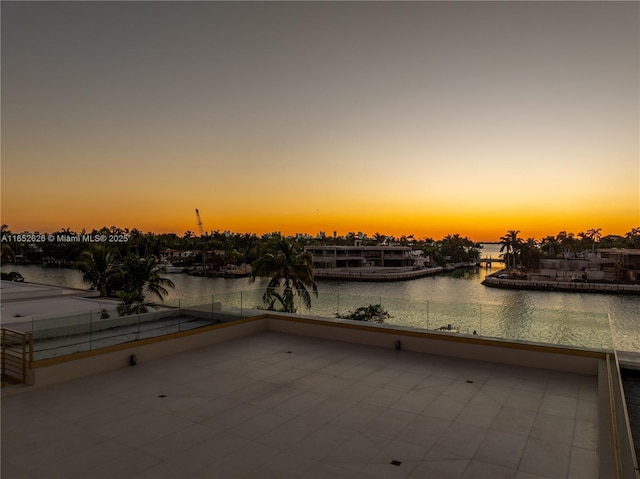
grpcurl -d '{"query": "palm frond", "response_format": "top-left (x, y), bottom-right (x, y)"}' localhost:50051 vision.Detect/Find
top-left (251, 239), bottom-right (317, 313)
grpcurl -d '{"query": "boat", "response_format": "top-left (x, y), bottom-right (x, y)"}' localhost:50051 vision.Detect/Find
top-left (435, 324), bottom-right (460, 333)
top-left (222, 265), bottom-right (251, 278)
top-left (160, 262), bottom-right (185, 274)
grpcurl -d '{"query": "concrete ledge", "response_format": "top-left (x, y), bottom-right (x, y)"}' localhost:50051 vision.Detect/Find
top-left (19, 312), bottom-right (609, 390)
top-left (25, 316), bottom-right (267, 388)
top-left (267, 315), bottom-right (605, 375)
top-left (0, 283), bottom-right (65, 301)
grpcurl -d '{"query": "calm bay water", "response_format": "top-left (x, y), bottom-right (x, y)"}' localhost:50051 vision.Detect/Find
top-left (3, 243), bottom-right (639, 352)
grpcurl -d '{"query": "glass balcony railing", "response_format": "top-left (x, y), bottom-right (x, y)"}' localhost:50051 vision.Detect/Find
top-left (29, 289), bottom-right (614, 360)
top-left (281, 291), bottom-right (613, 352)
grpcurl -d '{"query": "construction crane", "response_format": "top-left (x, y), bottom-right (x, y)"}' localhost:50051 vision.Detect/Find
top-left (195, 209), bottom-right (207, 271)
top-left (195, 209), bottom-right (205, 237)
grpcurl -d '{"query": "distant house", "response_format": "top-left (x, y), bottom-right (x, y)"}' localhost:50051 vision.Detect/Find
top-left (159, 249), bottom-right (197, 263)
top-left (304, 244), bottom-right (419, 269)
top-left (528, 249), bottom-right (640, 283)
top-left (599, 248), bottom-right (640, 282)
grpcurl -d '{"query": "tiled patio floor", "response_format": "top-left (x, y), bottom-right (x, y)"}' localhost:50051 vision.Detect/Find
top-left (2, 331), bottom-right (599, 478)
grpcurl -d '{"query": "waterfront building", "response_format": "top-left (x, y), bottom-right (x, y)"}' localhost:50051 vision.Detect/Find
top-left (600, 249), bottom-right (640, 282)
top-left (528, 249), bottom-right (640, 283)
top-left (304, 244), bottom-right (422, 269)
top-left (159, 249), bottom-right (197, 263)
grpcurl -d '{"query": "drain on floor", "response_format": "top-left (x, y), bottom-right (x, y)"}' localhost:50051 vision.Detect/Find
top-left (390, 460), bottom-right (402, 466)
top-left (158, 394), bottom-right (166, 398)
top-left (466, 380), bottom-right (474, 383)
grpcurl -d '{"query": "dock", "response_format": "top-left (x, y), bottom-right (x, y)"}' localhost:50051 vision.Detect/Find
top-left (478, 257), bottom-right (506, 267)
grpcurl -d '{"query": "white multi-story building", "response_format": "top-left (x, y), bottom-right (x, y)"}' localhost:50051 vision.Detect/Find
top-left (304, 244), bottom-right (419, 269)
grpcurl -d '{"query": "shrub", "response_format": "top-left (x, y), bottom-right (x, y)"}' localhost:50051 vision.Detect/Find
top-left (336, 304), bottom-right (391, 323)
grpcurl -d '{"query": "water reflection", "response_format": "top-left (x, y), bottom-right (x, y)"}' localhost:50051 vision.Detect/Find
top-left (497, 290), bottom-right (534, 341)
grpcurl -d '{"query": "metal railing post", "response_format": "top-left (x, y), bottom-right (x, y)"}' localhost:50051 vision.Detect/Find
top-left (89, 310), bottom-right (93, 350)
top-left (608, 312), bottom-right (616, 353)
top-left (21, 334), bottom-right (26, 384)
top-left (1, 329), bottom-right (6, 383)
top-left (426, 300), bottom-right (429, 329)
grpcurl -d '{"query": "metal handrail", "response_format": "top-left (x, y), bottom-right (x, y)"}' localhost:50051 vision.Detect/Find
top-left (606, 352), bottom-right (640, 478)
top-left (1, 328), bottom-right (32, 385)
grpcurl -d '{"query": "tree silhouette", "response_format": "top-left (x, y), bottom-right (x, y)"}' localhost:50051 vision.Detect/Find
top-left (250, 239), bottom-right (317, 313)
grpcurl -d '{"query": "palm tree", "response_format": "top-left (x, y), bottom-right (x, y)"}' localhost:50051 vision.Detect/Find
top-left (587, 228), bottom-right (602, 253)
top-left (520, 238), bottom-right (540, 269)
top-left (540, 235), bottom-right (559, 257)
top-left (626, 227), bottom-right (640, 248)
top-left (556, 231), bottom-right (576, 258)
top-left (143, 232), bottom-right (160, 258)
top-left (115, 290), bottom-right (158, 316)
top-left (250, 239), bottom-right (318, 313)
top-left (577, 232), bottom-right (589, 253)
top-left (117, 254), bottom-right (175, 313)
top-left (499, 230), bottom-right (522, 270)
top-left (75, 246), bottom-right (118, 297)
top-left (1, 243), bottom-right (16, 264)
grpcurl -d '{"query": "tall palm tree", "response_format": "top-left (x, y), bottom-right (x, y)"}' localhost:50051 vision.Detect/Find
top-left (587, 228), bottom-right (602, 253)
top-left (75, 246), bottom-right (118, 297)
top-left (540, 235), bottom-right (559, 257)
top-left (250, 239), bottom-right (318, 313)
top-left (556, 231), bottom-right (575, 258)
top-left (577, 232), bottom-right (589, 253)
top-left (499, 230), bottom-right (522, 270)
top-left (520, 238), bottom-right (540, 269)
top-left (117, 254), bottom-right (175, 313)
top-left (626, 227), bottom-right (640, 248)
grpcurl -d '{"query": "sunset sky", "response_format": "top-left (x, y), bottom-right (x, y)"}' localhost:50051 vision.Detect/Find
top-left (2, 1), bottom-right (638, 241)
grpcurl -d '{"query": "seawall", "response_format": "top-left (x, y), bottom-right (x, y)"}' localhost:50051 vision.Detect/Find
top-left (482, 275), bottom-right (640, 295)
top-left (312, 267), bottom-right (444, 282)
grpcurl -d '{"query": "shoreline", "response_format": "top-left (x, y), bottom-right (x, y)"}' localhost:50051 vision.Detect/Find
top-left (312, 266), bottom-right (443, 282)
top-left (311, 262), bottom-right (478, 282)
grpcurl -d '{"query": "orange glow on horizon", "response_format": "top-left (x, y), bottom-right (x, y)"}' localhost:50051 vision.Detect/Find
top-left (2, 201), bottom-right (636, 243)
top-left (3, 152), bottom-right (637, 242)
